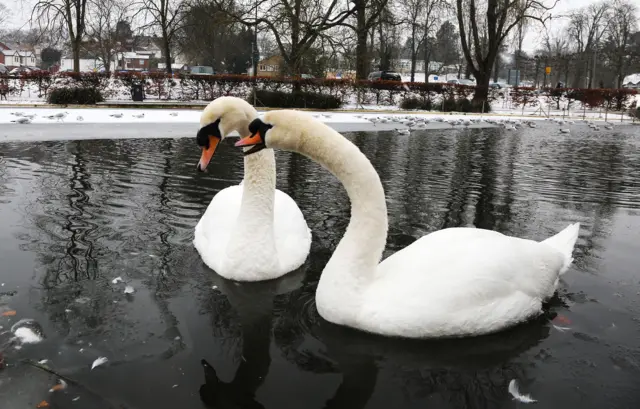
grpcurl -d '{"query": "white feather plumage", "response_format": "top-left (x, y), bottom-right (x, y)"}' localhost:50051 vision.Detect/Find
top-left (194, 97), bottom-right (311, 281)
top-left (509, 379), bottom-right (537, 403)
top-left (252, 110), bottom-right (581, 338)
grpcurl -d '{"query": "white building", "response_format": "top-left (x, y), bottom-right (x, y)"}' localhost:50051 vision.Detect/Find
top-left (2, 50), bottom-right (37, 68)
top-left (60, 58), bottom-right (104, 72)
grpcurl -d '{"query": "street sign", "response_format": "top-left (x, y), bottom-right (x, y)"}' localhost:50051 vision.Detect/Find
top-left (545, 66), bottom-right (551, 75)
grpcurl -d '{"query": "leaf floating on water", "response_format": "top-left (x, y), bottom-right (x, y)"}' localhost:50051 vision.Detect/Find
top-left (554, 314), bottom-right (571, 325)
top-left (124, 286), bottom-right (135, 294)
top-left (2, 310), bottom-right (16, 317)
top-left (553, 325), bottom-right (571, 332)
top-left (36, 401), bottom-right (49, 408)
top-left (508, 379), bottom-right (537, 403)
top-left (112, 277), bottom-right (123, 284)
top-left (49, 379), bottom-right (67, 392)
top-left (211, 285), bottom-right (218, 290)
top-left (72, 397), bottom-right (80, 402)
top-left (91, 356), bottom-right (108, 370)
top-left (38, 359), bottom-right (49, 365)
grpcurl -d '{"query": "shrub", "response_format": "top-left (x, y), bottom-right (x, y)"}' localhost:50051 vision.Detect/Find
top-left (249, 89), bottom-right (341, 109)
top-left (400, 97), bottom-right (432, 110)
top-left (47, 86), bottom-right (104, 104)
top-left (456, 98), bottom-right (472, 112)
top-left (442, 97), bottom-right (457, 112)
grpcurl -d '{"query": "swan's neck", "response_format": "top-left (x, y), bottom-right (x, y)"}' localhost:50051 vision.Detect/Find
top-left (278, 126), bottom-right (388, 322)
top-left (224, 147), bottom-right (280, 274)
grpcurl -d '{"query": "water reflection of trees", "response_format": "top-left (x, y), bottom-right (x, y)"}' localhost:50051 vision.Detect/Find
top-left (6, 138), bottom-right (232, 355)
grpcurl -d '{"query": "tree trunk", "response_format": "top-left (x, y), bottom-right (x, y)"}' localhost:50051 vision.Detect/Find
top-left (73, 40), bottom-right (81, 73)
top-left (104, 51), bottom-right (111, 73)
top-left (410, 27), bottom-right (416, 83)
top-left (423, 38), bottom-right (429, 83)
top-left (355, 0), bottom-right (368, 80)
top-left (493, 57), bottom-right (499, 83)
top-left (162, 30), bottom-right (172, 75)
top-left (472, 69), bottom-right (490, 108)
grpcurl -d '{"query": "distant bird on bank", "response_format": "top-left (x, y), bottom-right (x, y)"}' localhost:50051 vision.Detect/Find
top-left (76, 116), bottom-right (84, 121)
top-left (11, 117), bottom-right (32, 124)
top-left (132, 113), bottom-right (145, 119)
top-left (109, 113), bottom-right (124, 118)
top-left (169, 112), bottom-right (178, 117)
top-left (54, 112), bottom-right (68, 122)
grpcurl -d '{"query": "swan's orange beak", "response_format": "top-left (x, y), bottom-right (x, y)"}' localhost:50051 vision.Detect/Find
top-left (235, 132), bottom-right (263, 148)
top-left (235, 132), bottom-right (266, 155)
top-left (197, 136), bottom-right (220, 172)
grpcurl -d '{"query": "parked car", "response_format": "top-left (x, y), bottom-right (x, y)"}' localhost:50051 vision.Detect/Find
top-left (368, 71), bottom-right (402, 81)
top-left (190, 66), bottom-right (215, 75)
top-left (447, 78), bottom-right (475, 86)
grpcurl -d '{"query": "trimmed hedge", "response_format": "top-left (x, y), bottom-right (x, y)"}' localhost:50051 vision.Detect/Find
top-left (47, 86), bottom-right (104, 104)
top-left (2, 71), bottom-right (637, 111)
top-left (399, 97), bottom-right (433, 110)
top-left (250, 89), bottom-right (341, 109)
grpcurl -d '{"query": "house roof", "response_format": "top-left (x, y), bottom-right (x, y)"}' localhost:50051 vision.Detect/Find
top-left (1, 49), bottom-right (35, 56)
top-left (623, 73), bottom-right (640, 85)
top-left (122, 52), bottom-right (150, 59)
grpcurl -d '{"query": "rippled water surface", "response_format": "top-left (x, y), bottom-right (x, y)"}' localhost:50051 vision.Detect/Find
top-left (1, 124), bottom-right (640, 408)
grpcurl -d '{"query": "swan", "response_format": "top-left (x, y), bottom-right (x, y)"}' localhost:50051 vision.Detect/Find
top-left (194, 97), bottom-right (311, 281)
top-left (234, 110), bottom-right (581, 338)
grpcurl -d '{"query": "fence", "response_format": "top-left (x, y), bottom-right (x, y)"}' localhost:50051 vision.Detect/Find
top-left (0, 71), bottom-right (638, 114)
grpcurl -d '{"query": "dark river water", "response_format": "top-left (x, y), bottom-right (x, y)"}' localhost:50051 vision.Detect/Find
top-left (1, 124), bottom-right (640, 409)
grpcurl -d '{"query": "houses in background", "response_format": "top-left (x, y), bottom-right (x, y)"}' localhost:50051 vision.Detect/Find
top-left (623, 74), bottom-right (640, 89)
top-left (0, 41), bottom-right (38, 72)
top-left (247, 55), bottom-right (283, 77)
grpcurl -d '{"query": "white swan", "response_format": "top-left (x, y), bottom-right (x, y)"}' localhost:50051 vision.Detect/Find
top-left (235, 110), bottom-right (581, 338)
top-left (194, 97), bottom-right (311, 281)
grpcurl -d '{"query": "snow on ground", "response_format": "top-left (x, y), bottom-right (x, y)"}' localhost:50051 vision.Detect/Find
top-left (0, 106), bottom-right (636, 127)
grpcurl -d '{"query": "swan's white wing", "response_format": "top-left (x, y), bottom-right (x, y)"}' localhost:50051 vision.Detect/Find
top-left (273, 189), bottom-right (311, 272)
top-left (193, 185), bottom-right (243, 273)
top-left (360, 227), bottom-right (567, 337)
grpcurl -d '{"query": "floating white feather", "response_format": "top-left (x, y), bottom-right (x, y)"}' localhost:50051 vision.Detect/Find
top-left (508, 379), bottom-right (537, 403)
top-left (91, 356), bottom-right (108, 370)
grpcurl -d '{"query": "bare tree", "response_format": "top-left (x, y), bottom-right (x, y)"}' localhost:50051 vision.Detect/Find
top-left (339, 0), bottom-right (389, 79)
top-left (456, 0), bottom-right (556, 106)
top-left (211, 0), bottom-right (354, 79)
top-left (31, 0), bottom-right (89, 72)
top-left (566, 2), bottom-right (609, 87)
top-left (135, 0), bottom-right (189, 74)
top-left (87, 0), bottom-right (131, 73)
top-left (604, 0), bottom-right (638, 88)
top-left (0, 2), bottom-right (10, 28)
top-left (542, 28), bottom-right (570, 86)
top-left (399, 0), bottom-right (446, 82)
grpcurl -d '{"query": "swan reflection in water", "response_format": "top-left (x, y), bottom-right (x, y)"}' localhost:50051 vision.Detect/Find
top-left (196, 254), bottom-right (556, 409)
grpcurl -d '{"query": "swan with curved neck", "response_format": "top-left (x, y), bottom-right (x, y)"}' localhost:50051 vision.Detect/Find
top-left (235, 110), bottom-right (581, 338)
top-left (194, 97), bottom-right (311, 281)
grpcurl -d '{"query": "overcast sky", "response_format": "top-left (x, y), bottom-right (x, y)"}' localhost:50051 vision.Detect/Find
top-left (0, 0), bottom-right (627, 54)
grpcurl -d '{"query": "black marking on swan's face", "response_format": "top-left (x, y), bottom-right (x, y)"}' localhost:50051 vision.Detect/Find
top-left (197, 118), bottom-right (222, 149)
top-left (241, 118), bottom-right (272, 155)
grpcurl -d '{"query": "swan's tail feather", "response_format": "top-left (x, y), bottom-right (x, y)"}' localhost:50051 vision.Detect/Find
top-left (542, 222), bottom-right (580, 275)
